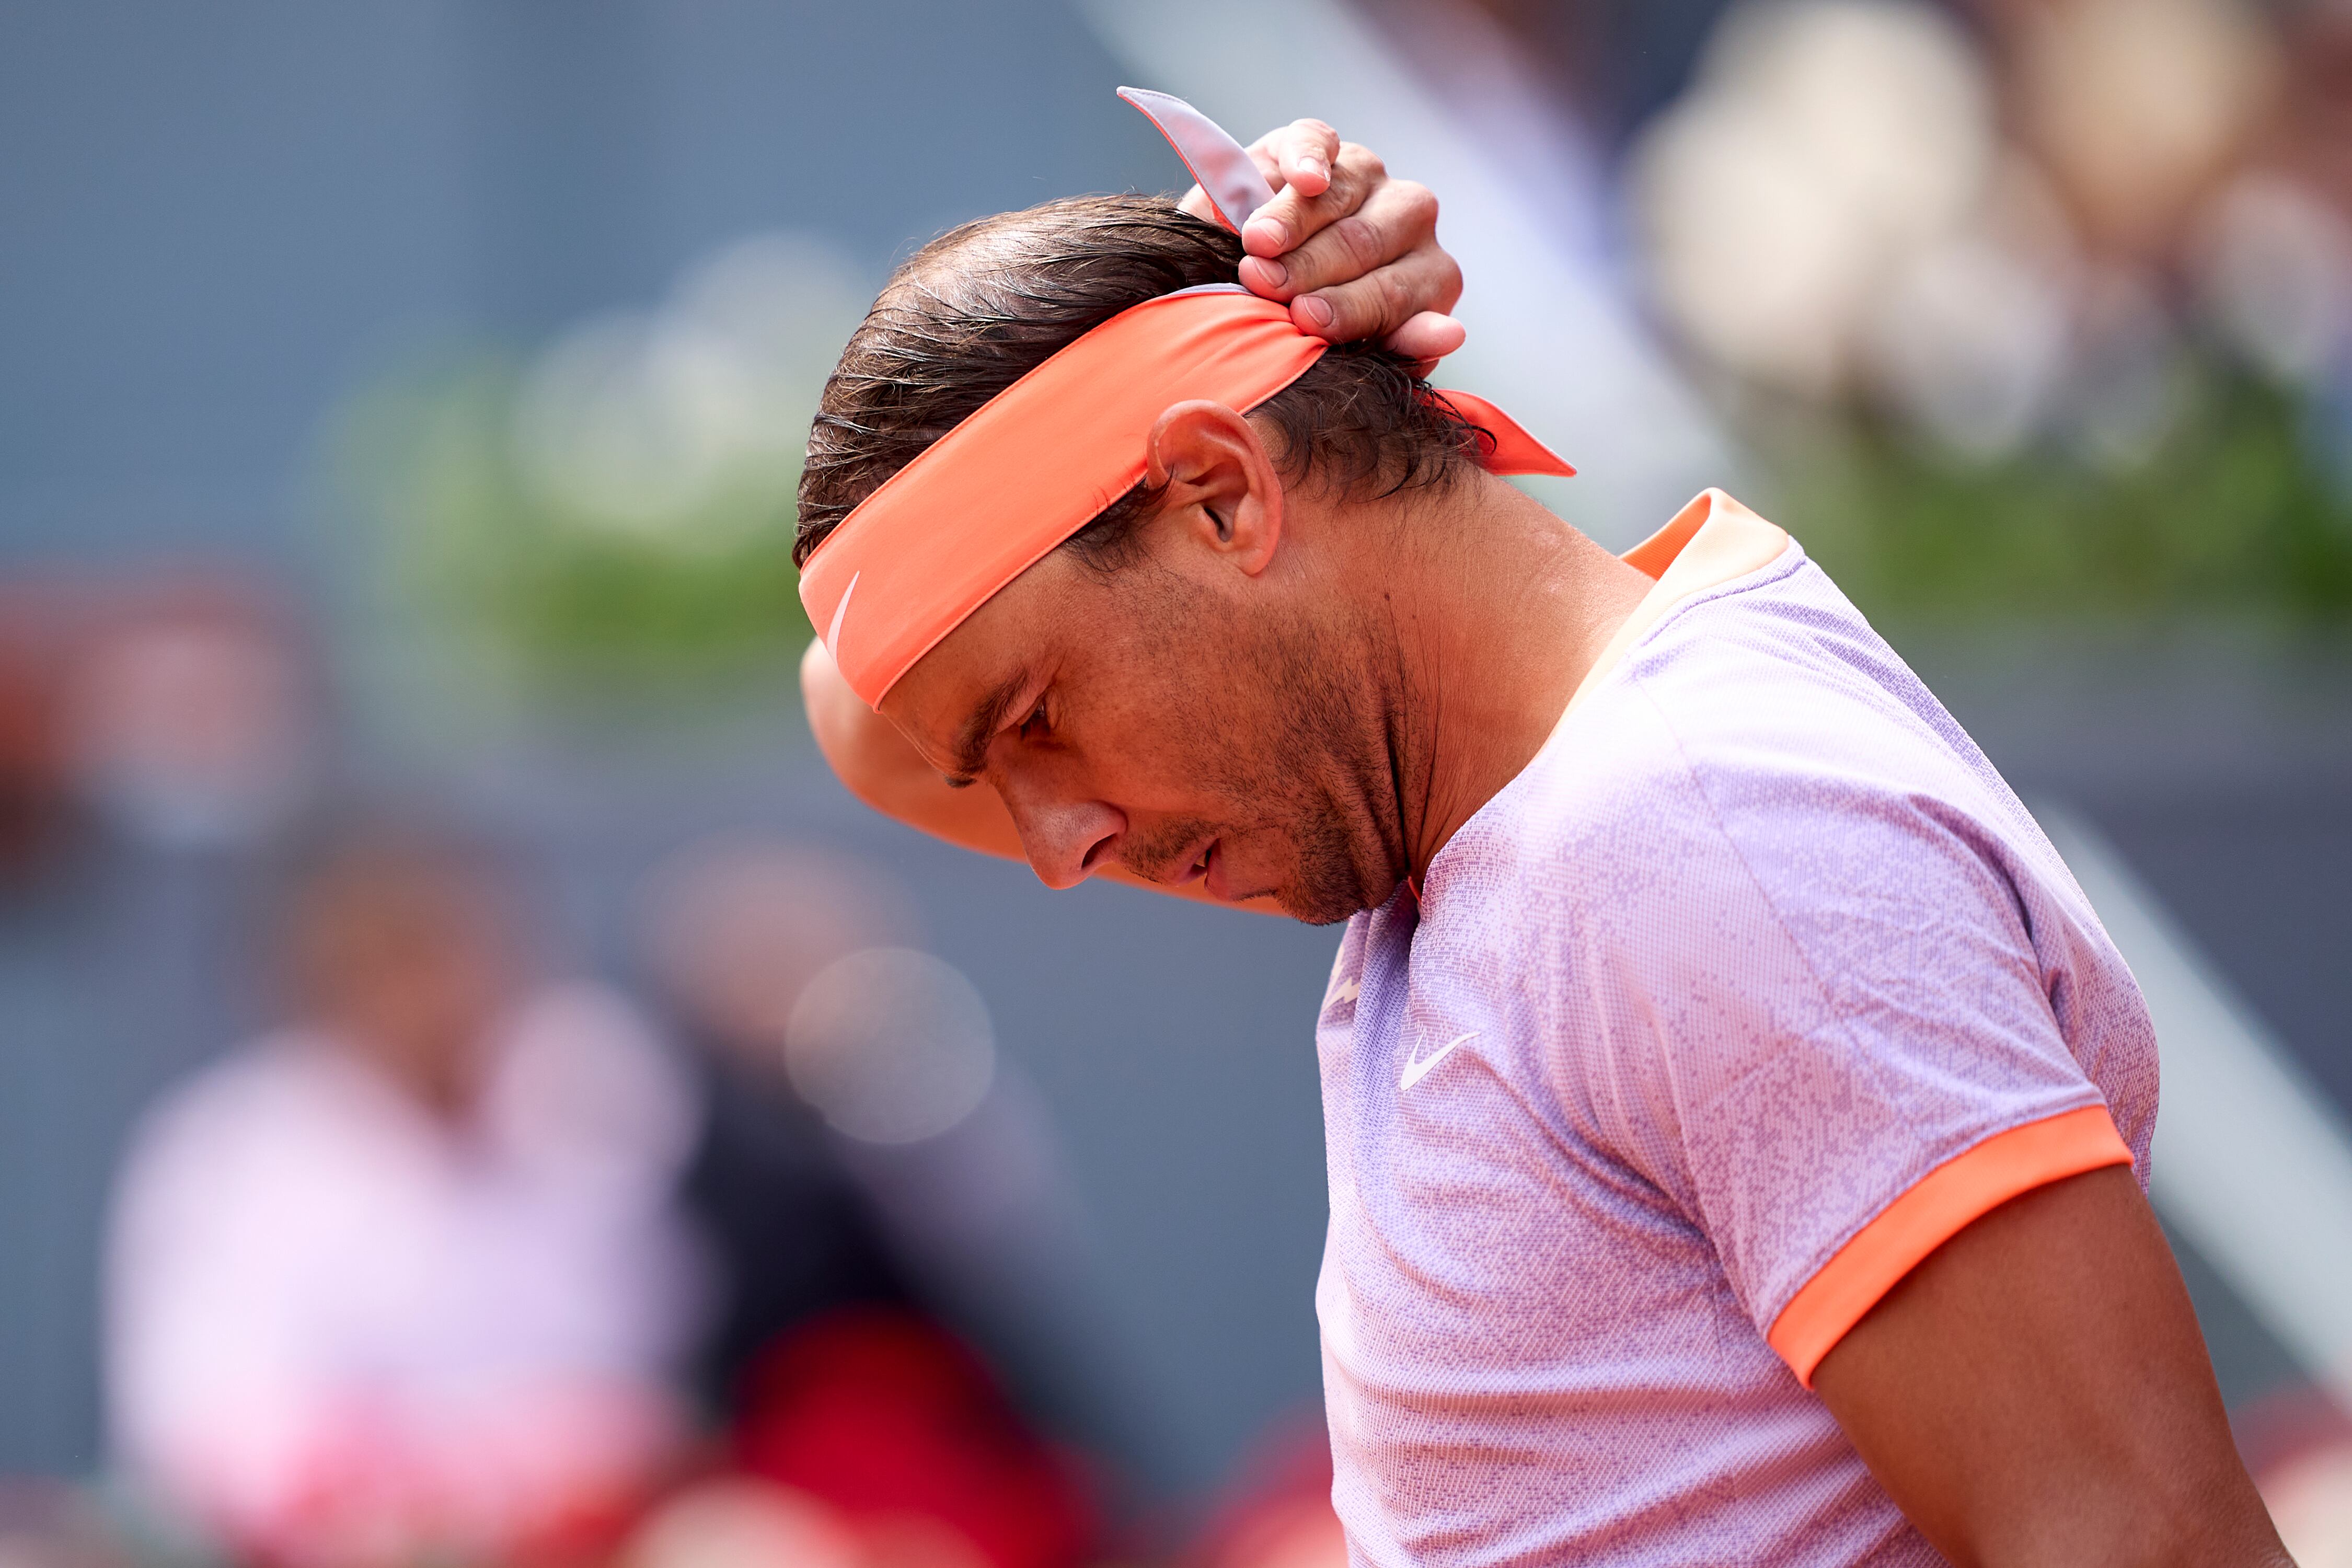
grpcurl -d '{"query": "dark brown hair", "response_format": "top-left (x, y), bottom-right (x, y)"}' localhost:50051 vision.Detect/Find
top-left (794, 194), bottom-right (1485, 570)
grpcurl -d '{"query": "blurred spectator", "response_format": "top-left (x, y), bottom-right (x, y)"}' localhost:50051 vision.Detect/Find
top-left (103, 820), bottom-right (704, 1568)
top-left (637, 836), bottom-right (923, 1412)
top-left (637, 836), bottom-right (1117, 1565)
top-left (0, 571), bottom-right (313, 887)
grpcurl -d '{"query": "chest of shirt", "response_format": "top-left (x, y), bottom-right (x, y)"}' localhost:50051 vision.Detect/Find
top-left (1316, 906), bottom-right (1733, 1363)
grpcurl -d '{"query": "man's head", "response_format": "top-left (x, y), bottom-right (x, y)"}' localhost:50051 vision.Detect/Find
top-left (797, 197), bottom-right (1494, 922)
top-left (277, 821), bottom-right (523, 1115)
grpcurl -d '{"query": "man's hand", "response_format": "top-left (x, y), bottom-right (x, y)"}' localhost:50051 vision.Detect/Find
top-left (1179, 118), bottom-right (1467, 367)
top-left (1813, 1166), bottom-right (2290, 1566)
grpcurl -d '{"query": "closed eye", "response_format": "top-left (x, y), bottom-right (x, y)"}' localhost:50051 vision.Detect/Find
top-left (1019, 700), bottom-right (1051, 742)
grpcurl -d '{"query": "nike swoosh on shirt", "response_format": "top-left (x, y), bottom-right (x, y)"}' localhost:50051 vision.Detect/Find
top-left (1400, 1031), bottom-right (1478, 1090)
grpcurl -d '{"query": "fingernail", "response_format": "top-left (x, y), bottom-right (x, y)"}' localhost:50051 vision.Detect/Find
top-left (1245, 216), bottom-right (1290, 253)
top-left (1298, 295), bottom-right (1335, 330)
top-left (1302, 158), bottom-right (1329, 183)
top-left (1251, 256), bottom-right (1288, 290)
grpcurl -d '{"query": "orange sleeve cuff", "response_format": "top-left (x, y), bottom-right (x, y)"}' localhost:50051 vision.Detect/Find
top-left (1766, 1104), bottom-right (2134, 1387)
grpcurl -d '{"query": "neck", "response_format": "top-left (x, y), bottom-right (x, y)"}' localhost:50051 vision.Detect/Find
top-left (1364, 474), bottom-right (1653, 888)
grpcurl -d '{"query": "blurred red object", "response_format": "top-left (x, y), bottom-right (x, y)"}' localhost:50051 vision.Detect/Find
top-left (0, 567), bottom-right (315, 871)
top-left (2234, 1383), bottom-right (2352, 1563)
top-left (0, 594), bottom-right (73, 878)
top-left (1190, 1414), bottom-right (1345, 1568)
top-left (733, 1308), bottom-right (1098, 1568)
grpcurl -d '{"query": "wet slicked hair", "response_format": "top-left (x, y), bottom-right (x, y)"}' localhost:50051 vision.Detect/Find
top-left (794, 194), bottom-right (1484, 571)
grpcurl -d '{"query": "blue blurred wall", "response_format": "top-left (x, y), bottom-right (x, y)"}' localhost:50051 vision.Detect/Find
top-left (0, 0), bottom-right (1344, 1494)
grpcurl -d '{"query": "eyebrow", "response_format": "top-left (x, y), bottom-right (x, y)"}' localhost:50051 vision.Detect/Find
top-left (943, 669), bottom-right (1031, 787)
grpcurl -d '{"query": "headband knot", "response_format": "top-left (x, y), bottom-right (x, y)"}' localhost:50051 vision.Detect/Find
top-left (797, 94), bottom-right (1575, 709)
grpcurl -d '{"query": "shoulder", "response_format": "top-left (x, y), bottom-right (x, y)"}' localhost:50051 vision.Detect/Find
top-left (125, 1034), bottom-right (355, 1163)
top-left (110, 1033), bottom-right (379, 1239)
top-left (481, 981), bottom-right (704, 1183)
top-left (1430, 564), bottom-right (2064, 1002)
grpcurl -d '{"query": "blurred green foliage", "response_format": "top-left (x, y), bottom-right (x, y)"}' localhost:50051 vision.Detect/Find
top-left (336, 355), bottom-right (812, 700)
top-left (1774, 372), bottom-right (2352, 628)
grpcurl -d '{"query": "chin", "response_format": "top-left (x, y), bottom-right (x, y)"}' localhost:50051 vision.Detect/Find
top-left (1270, 877), bottom-right (1370, 928)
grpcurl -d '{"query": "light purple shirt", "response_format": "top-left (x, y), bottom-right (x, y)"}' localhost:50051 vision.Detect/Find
top-left (1315, 528), bottom-right (2158, 1565)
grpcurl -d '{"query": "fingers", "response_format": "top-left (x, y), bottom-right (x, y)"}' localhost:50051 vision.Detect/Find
top-left (1256, 118), bottom-right (1337, 198)
top-left (1242, 140), bottom-right (1385, 259)
top-left (1256, 175), bottom-right (1442, 299)
top-left (1288, 242), bottom-right (1466, 349)
top-left (1205, 123), bottom-right (1470, 362)
top-left (1384, 311), bottom-right (1469, 369)
top-left (1178, 119), bottom-right (1335, 230)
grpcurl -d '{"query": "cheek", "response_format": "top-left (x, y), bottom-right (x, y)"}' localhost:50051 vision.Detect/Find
top-left (1082, 695), bottom-right (1261, 813)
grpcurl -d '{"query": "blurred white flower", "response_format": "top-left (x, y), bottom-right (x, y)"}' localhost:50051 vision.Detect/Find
top-left (2016, 0), bottom-right (2281, 254)
top-left (786, 948), bottom-right (997, 1146)
top-left (2068, 272), bottom-right (2190, 472)
top-left (1632, 0), bottom-right (1996, 394)
top-left (1868, 234), bottom-right (2072, 459)
top-left (511, 233), bottom-right (868, 549)
top-left (2195, 172), bottom-right (2352, 384)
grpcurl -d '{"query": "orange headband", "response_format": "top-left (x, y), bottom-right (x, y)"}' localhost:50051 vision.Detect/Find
top-left (798, 106), bottom-right (1576, 709)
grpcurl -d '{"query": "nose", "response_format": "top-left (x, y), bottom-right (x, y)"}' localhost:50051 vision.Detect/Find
top-left (1002, 778), bottom-right (1124, 891)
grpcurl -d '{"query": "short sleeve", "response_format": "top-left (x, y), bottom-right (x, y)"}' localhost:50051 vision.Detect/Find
top-left (1553, 731), bottom-right (2129, 1387)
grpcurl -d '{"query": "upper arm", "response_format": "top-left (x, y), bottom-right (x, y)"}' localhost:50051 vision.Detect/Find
top-left (1812, 1165), bottom-right (2287, 1567)
top-left (1564, 736), bottom-right (2263, 1559)
top-left (1559, 713), bottom-right (2158, 1356)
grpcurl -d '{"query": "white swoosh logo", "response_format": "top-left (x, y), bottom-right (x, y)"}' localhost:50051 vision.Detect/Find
top-left (1400, 1031), bottom-right (1477, 1090)
top-left (825, 569), bottom-right (860, 660)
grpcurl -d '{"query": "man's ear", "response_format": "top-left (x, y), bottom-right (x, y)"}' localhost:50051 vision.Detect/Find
top-left (1142, 400), bottom-right (1283, 577)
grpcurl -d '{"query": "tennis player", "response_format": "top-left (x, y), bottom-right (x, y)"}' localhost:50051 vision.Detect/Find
top-left (795, 98), bottom-right (2288, 1566)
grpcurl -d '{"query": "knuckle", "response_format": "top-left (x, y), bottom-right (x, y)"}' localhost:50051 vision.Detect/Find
top-left (1322, 160), bottom-right (1375, 215)
top-left (1422, 247), bottom-right (1462, 299)
top-left (1317, 286), bottom-right (1367, 339)
top-left (1338, 142), bottom-right (1386, 181)
top-left (1333, 214), bottom-right (1385, 271)
top-left (1392, 179), bottom-right (1438, 228)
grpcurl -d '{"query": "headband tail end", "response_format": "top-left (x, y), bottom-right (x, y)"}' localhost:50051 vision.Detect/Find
top-left (1432, 388), bottom-right (1578, 478)
top-left (1117, 85), bottom-right (1272, 234)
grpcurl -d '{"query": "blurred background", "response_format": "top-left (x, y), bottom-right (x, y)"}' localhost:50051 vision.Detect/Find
top-left (3, 0), bottom-right (2350, 1564)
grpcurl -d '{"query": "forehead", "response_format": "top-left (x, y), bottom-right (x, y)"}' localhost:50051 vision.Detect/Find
top-left (877, 548), bottom-right (1091, 754)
